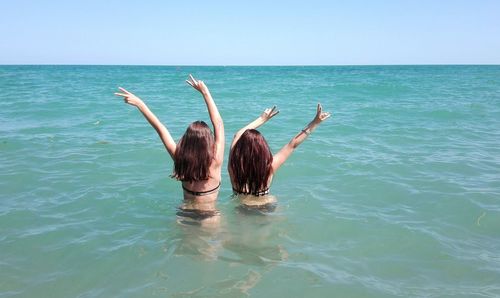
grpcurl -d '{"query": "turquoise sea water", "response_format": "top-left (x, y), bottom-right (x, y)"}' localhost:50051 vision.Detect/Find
top-left (1, 65), bottom-right (499, 297)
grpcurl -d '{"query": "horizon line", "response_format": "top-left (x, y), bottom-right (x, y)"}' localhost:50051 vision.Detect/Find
top-left (1, 63), bottom-right (499, 67)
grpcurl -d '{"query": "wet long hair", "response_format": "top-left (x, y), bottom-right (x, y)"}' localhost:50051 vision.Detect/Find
top-left (229, 129), bottom-right (273, 194)
top-left (172, 121), bottom-right (214, 181)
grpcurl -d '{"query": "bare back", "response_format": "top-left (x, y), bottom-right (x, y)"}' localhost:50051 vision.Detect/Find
top-left (182, 161), bottom-right (222, 202)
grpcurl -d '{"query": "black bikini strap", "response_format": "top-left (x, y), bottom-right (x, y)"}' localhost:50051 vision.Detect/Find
top-left (232, 187), bottom-right (270, 196)
top-left (183, 181), bottom-right (221, 196)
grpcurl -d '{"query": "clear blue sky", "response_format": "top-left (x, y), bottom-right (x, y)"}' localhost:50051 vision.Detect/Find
top-left (1, 0), bottom-right (499, 65)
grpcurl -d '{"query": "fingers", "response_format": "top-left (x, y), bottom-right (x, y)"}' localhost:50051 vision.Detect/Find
top-left (314, 103), bottom-right (331, 121)
top-left (317, 103), bottom-right (322, 114)
top-left (187, 74), bottom-right (202, 90)
top-left (188, 74), bottom-right (197, 84)
top-left (263, 105), bottom-right (279, 118)
top-left (116, 87), bottom-right (134, 101)
top-left (271, 106), bottom-right (279, 117)
top-left (114, 88), bottom-right (138, 105)
top-left (118, 87), bottom-right (130, 94)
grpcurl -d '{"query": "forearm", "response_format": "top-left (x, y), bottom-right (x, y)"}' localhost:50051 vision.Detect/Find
top-left (201, 90), bottom-right (223, 126)
top-left (288, 120), bottom-right (321, 149)
top-left (272, 120), bottom-right (320, 171)
top-left (115, 87), bottom-right (177, 157)
top-left (272, 104), bottom-right (329, 172)
top-left (136, 102), bottom-right (175, 149)
top-left (240, 117), bottom-right (266, 133)
top-left (231, 117), bottom-right (266, 148)
top-left (137, 102), bottom-right (164, 133)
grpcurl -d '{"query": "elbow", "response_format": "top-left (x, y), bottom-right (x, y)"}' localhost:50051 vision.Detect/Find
top-left (213, 118), bottom-right (224, 130)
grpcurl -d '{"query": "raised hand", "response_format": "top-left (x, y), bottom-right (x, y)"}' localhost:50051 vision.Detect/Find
top-left (260, 105), bottom-right (280, 122)
top-left (186, 74), bottom-right (209, 94)
top-left (114, 87), bottom-right (144, 107)
top-left (313, 103), bottom-right (331, 123)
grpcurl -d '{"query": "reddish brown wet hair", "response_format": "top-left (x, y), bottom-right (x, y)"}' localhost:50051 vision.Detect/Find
top-left (229, 129), bottom-right (273, 194)
top-left (172, 121), bottom-right (214, 181)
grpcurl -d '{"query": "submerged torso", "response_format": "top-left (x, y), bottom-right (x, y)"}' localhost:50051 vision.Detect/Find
top-left (177, 197), bottom-right (220, 227)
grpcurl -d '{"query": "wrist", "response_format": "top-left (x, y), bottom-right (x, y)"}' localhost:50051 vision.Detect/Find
top-left (137, 101), bottom-right (146, 110)
top-left (311, 119), bottom-right (321, 126)
top-left (306, 121), bottom-right (318, 131)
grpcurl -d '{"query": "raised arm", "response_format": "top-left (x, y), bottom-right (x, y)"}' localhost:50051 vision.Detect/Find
top-left (231, 106), bottom-right (279, 149)
top-left (271, 103), bottom-right (331, 172)
top-left (186, 75), bottom-right (225, 165)
top-left (115, 87), bottom-right (176, 159)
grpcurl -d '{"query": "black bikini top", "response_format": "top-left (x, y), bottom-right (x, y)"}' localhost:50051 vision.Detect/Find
top-left (182, 181), bottom-right (221, 196)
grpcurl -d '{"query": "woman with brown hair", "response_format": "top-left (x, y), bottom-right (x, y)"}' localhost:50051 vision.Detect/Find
top-left (229, 103), bottom-right (330, 205)
top-left (115, 75), bottom-right (224, 204)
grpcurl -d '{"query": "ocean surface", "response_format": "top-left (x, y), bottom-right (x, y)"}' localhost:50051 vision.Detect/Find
top-left (1, 65), bottom-right (499, 297)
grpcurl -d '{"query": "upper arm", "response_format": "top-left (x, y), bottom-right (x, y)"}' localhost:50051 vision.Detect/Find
top-left (198, 88), bottom-right (224, 165)
top-left (230, 117), bottom-right (264, 150)
top-left (157, 124), bottom-right (177, 160)
top-left (135, 101), bottom-right (176, 160)
top-left (230, 128), bottom-right (247, 150)
top-left (271, 142), bottom-right (295, 172)
top-left (213, 121), bottom-right (225, 165)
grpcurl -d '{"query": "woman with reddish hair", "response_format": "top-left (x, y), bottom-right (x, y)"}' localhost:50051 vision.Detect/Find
top-left (115, 75), bottom-right (224, 204)
top-left (229, 104), bottom-right (330, 204)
